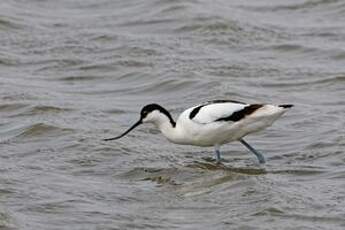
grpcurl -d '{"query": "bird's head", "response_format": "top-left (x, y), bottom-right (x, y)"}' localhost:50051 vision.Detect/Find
top-left (140, 104), bottom-right (167, 123)
top-left (103, 104), bottom-right (175, 141)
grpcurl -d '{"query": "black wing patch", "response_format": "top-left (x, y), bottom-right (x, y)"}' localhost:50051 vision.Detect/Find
top-left (216, 104), bottom-right (263, 122)
top-left (189, 100), bottom-right (246, 120)
top-left (189, 105), bottom-right (203, 119)
top-left (279, 104), bottom-right (293, 108)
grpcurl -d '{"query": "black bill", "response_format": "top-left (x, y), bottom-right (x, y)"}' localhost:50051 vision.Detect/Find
top-left (103, 120), bottom-right (142, 141)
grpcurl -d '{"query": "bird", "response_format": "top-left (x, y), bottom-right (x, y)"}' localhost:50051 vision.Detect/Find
top-left (103, 100), bottom-right (293, 164)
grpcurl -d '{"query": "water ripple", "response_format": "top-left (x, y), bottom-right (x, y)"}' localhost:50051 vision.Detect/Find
top-left (1, 0), bottom-right (345, 229)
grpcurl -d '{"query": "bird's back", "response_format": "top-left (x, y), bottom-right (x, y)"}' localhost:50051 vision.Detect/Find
top-left (174, 101), bottom-right (291, 146)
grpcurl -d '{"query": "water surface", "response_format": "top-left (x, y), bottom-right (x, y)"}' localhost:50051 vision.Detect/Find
top-left (1, 0), bottom-right (345, 229)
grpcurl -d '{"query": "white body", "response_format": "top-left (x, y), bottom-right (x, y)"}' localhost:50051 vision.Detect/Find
top-left (147, 102), bottom-right (289, 147)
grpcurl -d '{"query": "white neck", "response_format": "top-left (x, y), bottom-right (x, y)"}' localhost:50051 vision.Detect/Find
top-left (150, 113), bottom-right (186, 144)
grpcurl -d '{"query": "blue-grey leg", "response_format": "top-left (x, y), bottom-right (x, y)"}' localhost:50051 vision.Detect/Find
top-left (240, 139), bottom-right (266, 164)
top-left (214, 144), bottom-right (221, 163)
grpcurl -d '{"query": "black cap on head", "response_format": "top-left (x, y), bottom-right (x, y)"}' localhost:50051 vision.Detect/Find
top-left (140, 103), bottom-right (175, 127)
top-left (140, 104), bottom-right (164, 119)
top-left (103, 103), bottom-right (175, 141)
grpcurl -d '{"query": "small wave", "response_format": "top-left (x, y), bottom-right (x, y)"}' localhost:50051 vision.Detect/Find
top-left (160, 4), bottom-right (188, 14)
top-left (240, 0), bottom-right (343, 12)
top-left (120, 18), bottom-right (176, 28)
top-left (124, 78), bottom-right (205, 96)
top-left (327, 169), bottom-right (345, 179)
top-left (0, 123), bottom-right (73, 143)
top-left (118, 167), bottom-right (181, 185)
top-left (0, 56), bottom-right (19, 66)
top-left (77, 77), bottom-right (203, 97)
top-left (90, 34), bottom-right (118, 42)
top-left (35, 59), bottom-right (85, 73)
top-left (260, 75), bottom-right (345, 88)
top-left (331, 51), bottom-right (345, 60)
top-left (18, 123), bottom-right (73, 139)
top-left (4, 105), bottom-right (72, 117)
top-left (269, 44), bottom-right (318, 53)
top-left (253, 207), bottom-right (285, 216)
top-left (119, 163), bottom-right (265, 190)
top-left (0, 16), bottom-right (22, 30)
top-left (175, 19), bottom-right (242, 35)
top-left (0, 103), bottom-right (28, 112)
top-left (0, 210), bottom-right (16, 230)
top-left (103, 108), bottom-right (126, 114)
top-left (58, 75), bottom-right (104, 82)
top-left (186, 161), bottom-right (267, 175)
top-left (26, 105), bottom-right (72, 115)
top-left (114, 59), bottom-right (153, 68)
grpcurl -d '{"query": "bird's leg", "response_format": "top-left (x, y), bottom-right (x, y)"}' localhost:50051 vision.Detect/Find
top-left (214, 144), bottom-right (221, 163)
top-left (239, 139), bottom-right (266, 164)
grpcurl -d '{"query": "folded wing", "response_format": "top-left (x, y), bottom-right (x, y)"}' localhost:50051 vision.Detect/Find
top-left (190, 101), bottom-right (261, 124)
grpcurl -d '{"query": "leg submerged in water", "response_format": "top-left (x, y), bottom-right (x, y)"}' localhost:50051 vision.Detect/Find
top-left (214, 144), bottom-right (221, 163)
top-left (240, 139), bottom-right (266, 164)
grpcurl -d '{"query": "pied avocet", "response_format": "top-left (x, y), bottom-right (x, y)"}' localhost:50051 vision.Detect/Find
top-left (104, 100), bottom-right (293, 164)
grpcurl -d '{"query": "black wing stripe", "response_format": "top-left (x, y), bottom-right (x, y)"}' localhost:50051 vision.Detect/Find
top-left (189, 105), bottom-right (204, 119)
top-left (216, 104), bottom-right (263, 122)
top-left (189, 100), bottom-right (246, 120)
top-left (279, 104), bottom-right (293, 108)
